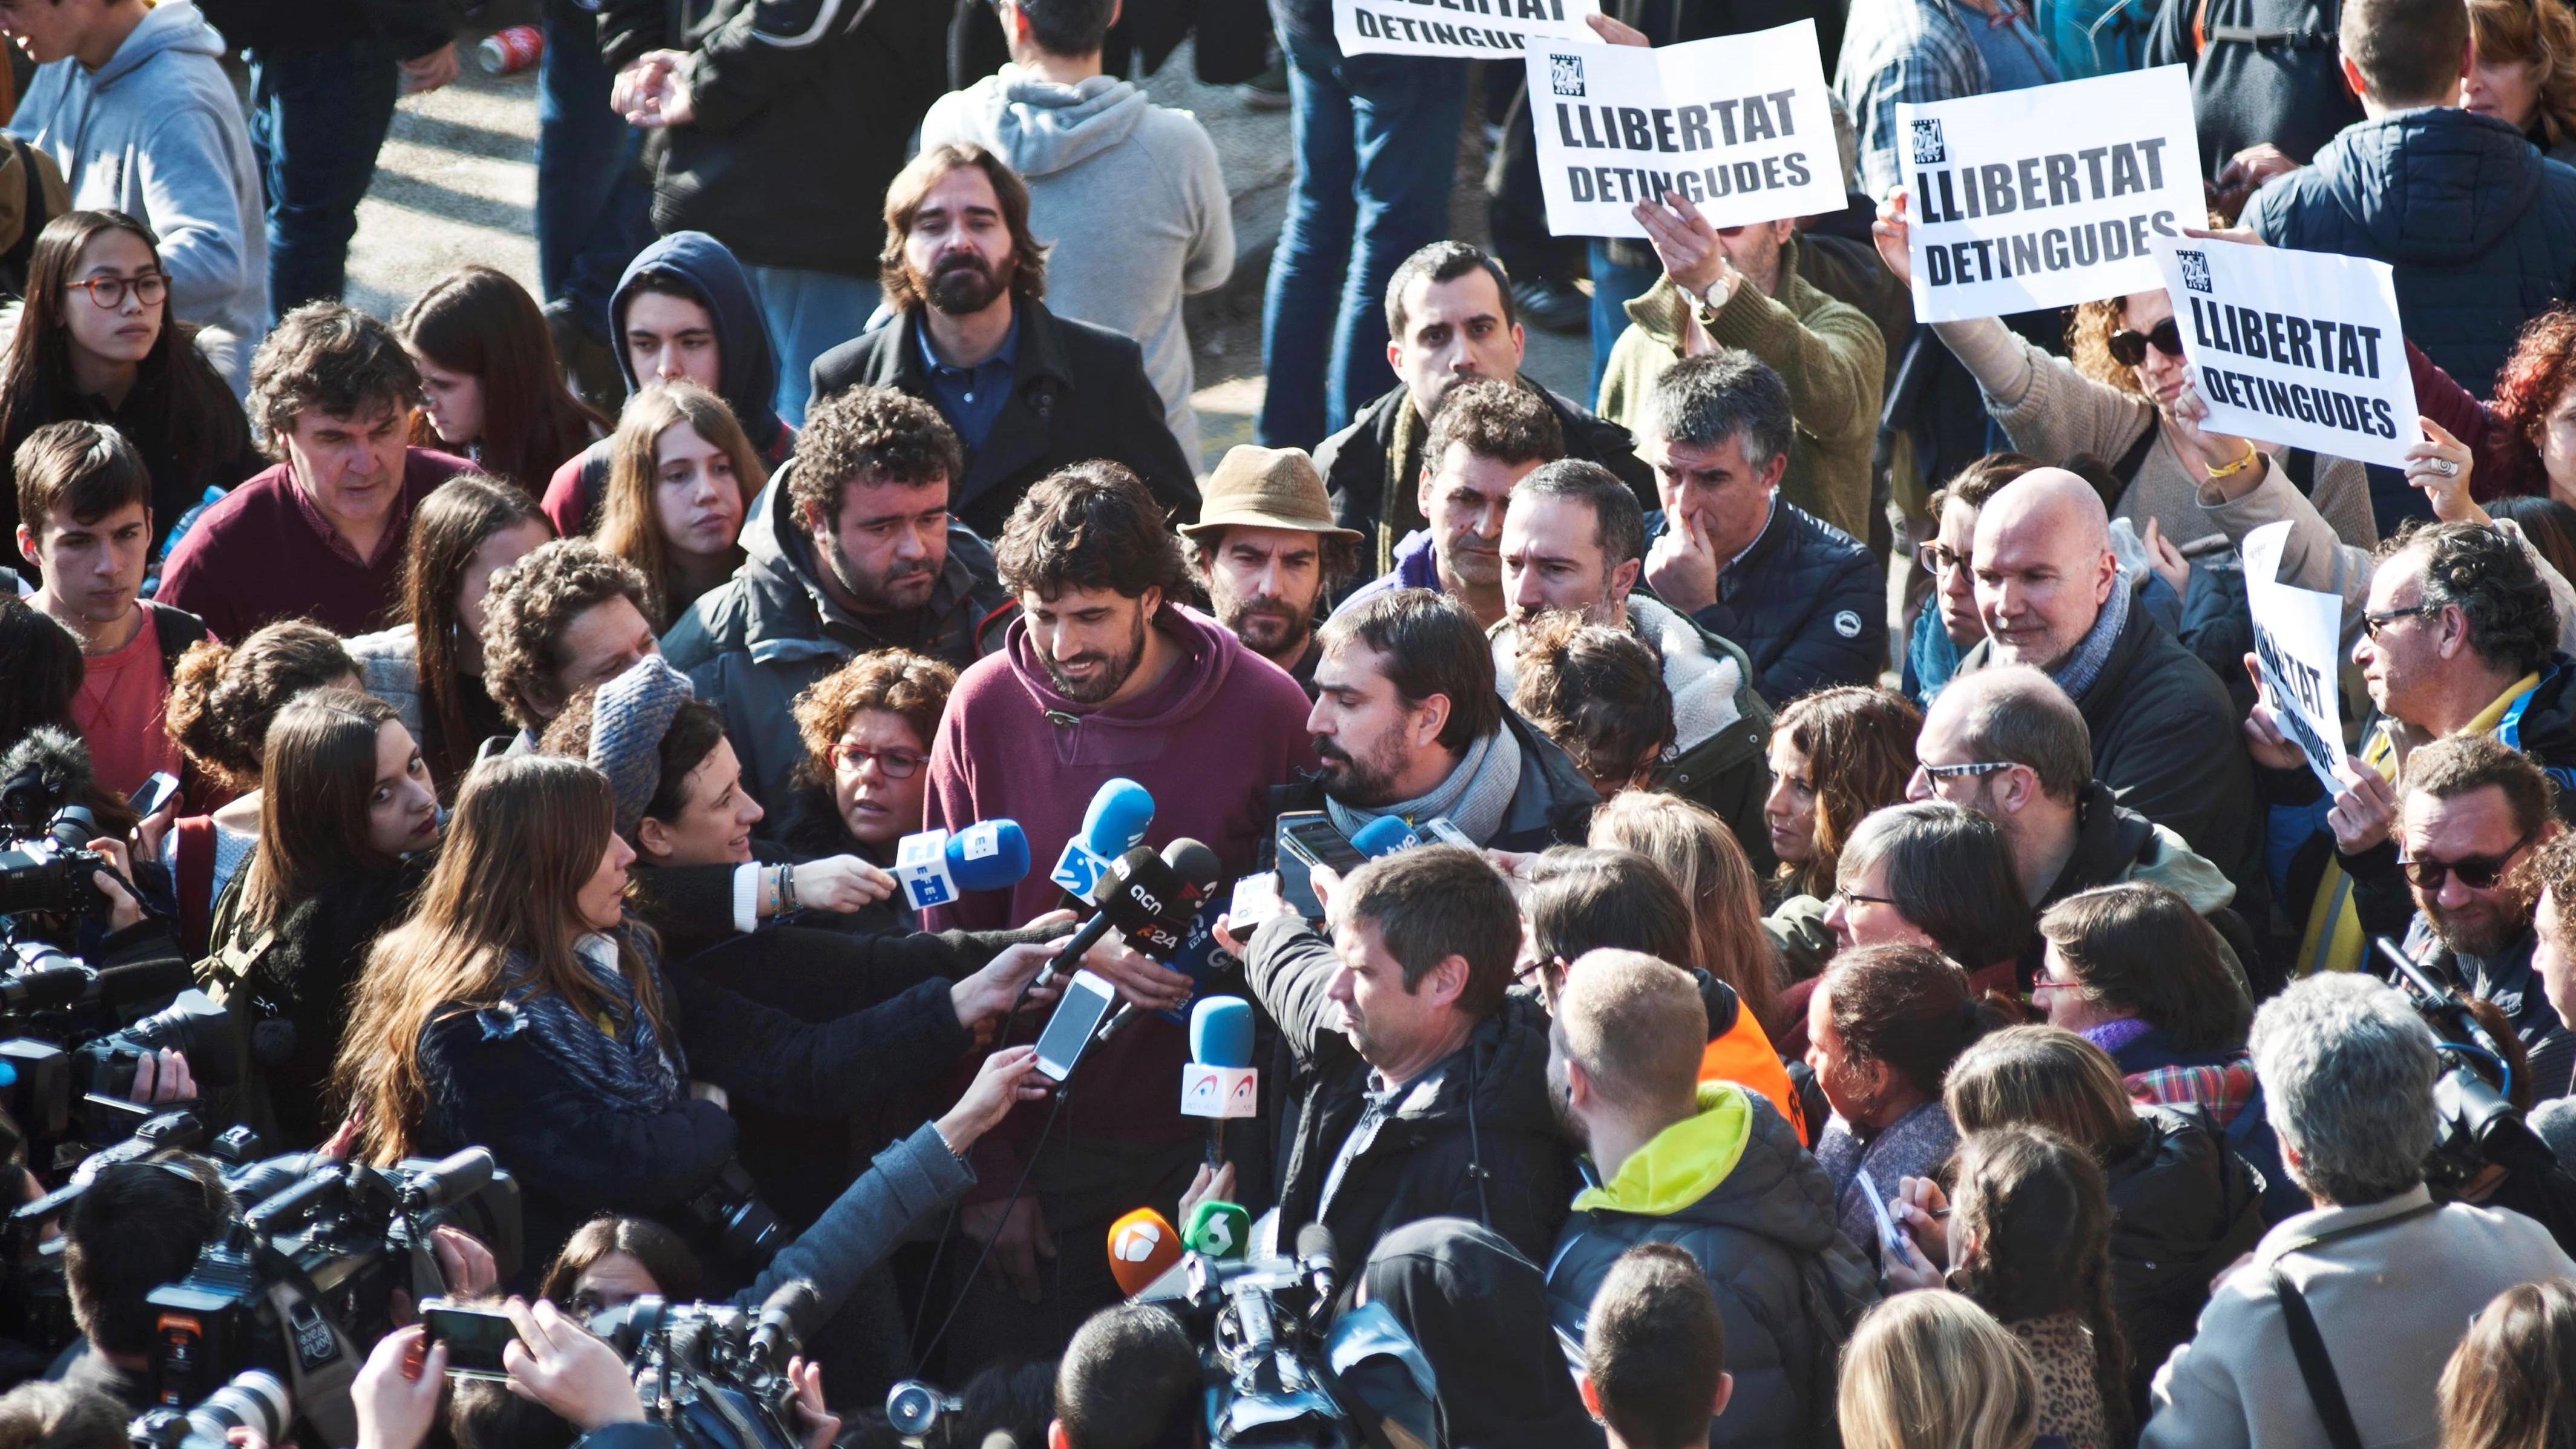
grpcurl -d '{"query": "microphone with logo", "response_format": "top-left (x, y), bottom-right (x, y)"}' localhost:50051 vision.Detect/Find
top-left (889, 819), bottom-right (1032, 913)
top-left (1183, 997), bottom-right (1258, 1170)
top-left (1046, 837), bottom-right (1223, 981)
top-left (1048, 779), bottom-right (1155, 907)
top-left (1106, 1206), bottom-right (1185, 1299)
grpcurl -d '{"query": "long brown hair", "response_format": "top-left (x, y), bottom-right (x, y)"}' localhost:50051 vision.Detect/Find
top-left (2440, 1280), bottom-right (2576, 1449)
top-left (1950, 1125), bottom-right (2133, 1449)
top-left (395, 265), bottom-right (606, 490)
top-left (335, 755), bottom-right (667, 1165)
top-left (596, 384), bottom-right (765, 629)
top-left (878, 144), bottom-right (1049, 313)
top-left (395, 474), bottom-right (552, 793)
top-left (238, 690), bottom-right (406, 933)
top-left (1770, 686), bottom-right (1922, 900)
top-left (1587, 789), bottom-right (1781, 1031)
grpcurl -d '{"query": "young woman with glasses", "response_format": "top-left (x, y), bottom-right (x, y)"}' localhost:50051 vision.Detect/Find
top-left (0, 209), bottom-right (252, 565)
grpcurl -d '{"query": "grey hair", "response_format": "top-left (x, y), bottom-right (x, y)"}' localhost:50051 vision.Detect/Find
top-left (1646, 349), bottom-right (1793, 474)
top-left (2250, 974), bottom-right (2439, 1205)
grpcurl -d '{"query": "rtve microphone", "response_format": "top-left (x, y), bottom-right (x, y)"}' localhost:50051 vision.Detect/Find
top-left (890, 819), bottom-right (1032, 912)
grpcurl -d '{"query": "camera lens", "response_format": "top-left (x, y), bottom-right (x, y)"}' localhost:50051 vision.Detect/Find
top-left (191, 1370), bottom-right (290, 1444)
top-left (886, 1381), bottom-right (951, 1437)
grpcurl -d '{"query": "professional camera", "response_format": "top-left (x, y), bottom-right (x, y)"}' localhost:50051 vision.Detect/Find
top-left (590, 1279), bottom-right (818, 1449)
top-left (2376, 937), bottom-right (2525, 1191)
top-left (140, 1148), bottom-right (522, 1448)
top-left (0, 804), bottom-right (111, 924)
top-left (127, 1369), bottom-right (289, 1449)
top-left (677, 1162), bottom-right (786, 1271)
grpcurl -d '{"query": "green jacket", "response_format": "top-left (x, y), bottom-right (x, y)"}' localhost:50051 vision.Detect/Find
top-left (1595, 244), bottom-right (1885, 542)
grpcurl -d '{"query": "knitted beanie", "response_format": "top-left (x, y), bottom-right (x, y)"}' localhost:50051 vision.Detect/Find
top-left (590, 655), bottom-right (695, 840)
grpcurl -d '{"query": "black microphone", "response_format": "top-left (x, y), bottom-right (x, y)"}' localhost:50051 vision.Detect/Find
top-left (1046, 838), bottom-right (1225, 981)
top-left (0, 727), bottom-right (89, 834)
top-left (0, 967), bottom-right (92, 1015)
top-left (94, 959), bottom-right (196, 1012)
top-left (750, 1278), bottom-right (820, 1372)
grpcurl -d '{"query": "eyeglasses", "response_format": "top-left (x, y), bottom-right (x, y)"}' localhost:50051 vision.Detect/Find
top-left (2362, 603), bottom-right (2437, 640)
top-left (2106, 317), bottom-right (2186, 367)
top-left (1827, 889), bottom-right (1900, 911)
top-left (1916, 542), bottom-right (1972, 577)
top-left (829, 742), bottom-right (928, 779)
top-left (1917, 760), bottom-right (2017, 781)
top-left (2400, 829), bottom-right (2538, 892)
top-left (2029, 978), bottom-right (2082, 994)
top-left (64, 273), bottom-right (168, 309)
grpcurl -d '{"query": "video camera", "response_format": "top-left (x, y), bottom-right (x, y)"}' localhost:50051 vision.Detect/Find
top-left (2376, 936), bottom-right (2525, 1191)
top-left (588, 1279), bottom-right (818, 1449)
top-left (1, 728), bottom-right (125, 937)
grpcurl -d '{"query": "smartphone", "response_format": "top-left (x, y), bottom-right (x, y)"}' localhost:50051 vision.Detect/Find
top-left (1857, 1172), bottom-right (1907, 1258)
top-left (421, 1297), bottom-right (520, 1380)
top-left (1275, 812), bottom-right (1364, 920)
top-left (1033, 968), bottom-right (1119, 1082)
top-left (126, 772), bottom-right (179, 819)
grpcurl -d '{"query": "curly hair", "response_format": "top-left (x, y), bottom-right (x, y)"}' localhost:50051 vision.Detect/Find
top-left (479, 540), bottom-right (651, 731)
top-left (2066, 297), bottom-right (2151, 400)
top-left (789, 386), bottom-right (962, 533)
top-left (792, 648), bottom-right (958, 769)
top-left (1512, 612), bottom-right (1673, 789)
top-left (1424, 376), bottom-right (1563, 467)
top-left (2381, 518), bottom-right (2560, 678)
top-left (163, 622), bottom-right (360, 791)
top-left (1770, 686), bottom-right (1922, 899)
top-left (2489, 308), bottom-right (2576, 471)
top-left (1948, 1125), bottom-right (2131, 1449)
top-left (247, 301), bottom-right (420, 457)
top-left (993, 461), bottom-right (1189, 603)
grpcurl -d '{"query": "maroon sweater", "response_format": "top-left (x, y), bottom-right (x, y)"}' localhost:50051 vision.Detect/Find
top-left (923, 605), bottom-right (1319, 1172)
top-left (159, 448), bottom-right (472, 639)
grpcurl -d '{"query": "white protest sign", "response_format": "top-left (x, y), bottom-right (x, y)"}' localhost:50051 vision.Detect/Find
top-left (1335, 0), bottom-right (1600, 57)
top-left (1899, 65), bottom-right (2204, 320)
top-left (2149, 237), bottom-right (2419, 470)
top-left (1526, 24), bottom-right (1842, 238)
top-left (2241, 520), bottom-right (2347, 794)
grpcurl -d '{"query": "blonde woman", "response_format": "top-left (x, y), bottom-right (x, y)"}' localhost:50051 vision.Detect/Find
top-left (1838, 1290), bottom-right (2043, 1449)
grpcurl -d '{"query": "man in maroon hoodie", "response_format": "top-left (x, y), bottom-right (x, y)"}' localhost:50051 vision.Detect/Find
top-left (921, 459), bottom-right (1316, 1363)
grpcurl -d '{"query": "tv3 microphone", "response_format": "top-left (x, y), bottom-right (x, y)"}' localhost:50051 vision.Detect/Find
top-left (1048, 778), bottom-right (1154, 906)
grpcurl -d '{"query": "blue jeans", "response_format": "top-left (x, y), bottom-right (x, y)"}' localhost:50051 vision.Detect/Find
top-left (743, 266), bottom-right (881, 426)
top-left (1587, 239), bottom-right (1660, 398)
top-left (1257, 33), bottom-right (1467, 447)
top-left (248, 37), bottom-right (401, 320)
top-left (538, 0), bottom-right (656, 342)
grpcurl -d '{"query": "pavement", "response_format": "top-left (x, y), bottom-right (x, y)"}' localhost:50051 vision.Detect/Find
top-left (340, 24), bottom-right (1591, 473)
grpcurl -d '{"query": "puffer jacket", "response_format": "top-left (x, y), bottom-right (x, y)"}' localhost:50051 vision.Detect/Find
top-left (661, 462), bottom-right (1008, 811)
top-left (2245, 105), bottom-right (2576, 395)
top-left (2105, 1103), bottom-right (2266, 1419)
top-left (1644, 503), bottom-right (1887, 706)
top-left (1546, 1083), bottom-right (1878, 1449)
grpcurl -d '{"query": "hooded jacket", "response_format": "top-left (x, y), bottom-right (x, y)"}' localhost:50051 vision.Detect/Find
top-left (2108, 1104), bottom-right (2267, 1419)
top-left (1245, 912), bottom-right (1576, 1266)
top-left (1546, 1084), bottom-right (1879, 1449)
top-left (661, 459), bottom-right (1009, 810)
top-left (2244, 106), bottom-right (2576, 395)
top-left (8, 0), bottom-right (264, 393)
top-left (1643, 502), bottom-right (1887, 707)
top-left (916, 69), bottom-right (1232, 465)
top-left (542, 232), bottom-right (794, 539)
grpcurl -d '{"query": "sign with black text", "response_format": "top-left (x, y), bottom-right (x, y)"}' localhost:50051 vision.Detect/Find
top-left (1899, 67), bottom-right (2204, 320)
top-left (2242, 521), bottom-right (2345, 793)
top-left (1526, 24), bottom-right (1843, 237)
top-left (2149, 237), bottom-right (2419, 470)
top-left (1335, 0), bottom-right (1602, 56)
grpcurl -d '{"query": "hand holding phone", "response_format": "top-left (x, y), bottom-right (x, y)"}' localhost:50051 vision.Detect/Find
top-left (419, 1296), bottom-right (521, 1381)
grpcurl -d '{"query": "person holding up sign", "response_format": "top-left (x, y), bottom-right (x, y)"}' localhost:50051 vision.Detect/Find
top-left (1871, 192), bottom-right (2378, 554)
top-left (1835, 0), bottom-right (2058, 200)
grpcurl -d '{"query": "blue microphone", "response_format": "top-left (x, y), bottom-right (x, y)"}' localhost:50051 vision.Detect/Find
top-left (1050, 778), bottom-right (1155, 904)
top-left (1349, 815), bottom-right (1421, 858)
top-left (1184, 996), bottom-right (1258, 1168)
top-left (893, 819), bottom-right (1031, 911)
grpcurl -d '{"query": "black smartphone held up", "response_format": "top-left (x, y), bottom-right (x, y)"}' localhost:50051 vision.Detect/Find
top-left (420, 1297), bottom-right (520, 1381)
top-left (1275, 812), bottom-right (1364, 920)
top-left (126, 772), bottom-right (180, 820)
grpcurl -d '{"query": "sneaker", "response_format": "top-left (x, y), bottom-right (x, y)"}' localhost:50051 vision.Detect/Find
top-left (1239, 56), bottom-right (1291, 111)
top-left (1513, 276), bottom-right (1590, 335)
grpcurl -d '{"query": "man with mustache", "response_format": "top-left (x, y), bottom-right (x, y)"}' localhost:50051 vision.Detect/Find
top-left (1319, 242), bottom-right (1655, 579)
top-left (1336, 378), bottom-right (1560, 632)
top-left (664, 386), bottom-right (1008, 809)
top-left (1180, 445), bottom-right (1361, 694)
top-left (808, 144), bottom-right (1197, 540)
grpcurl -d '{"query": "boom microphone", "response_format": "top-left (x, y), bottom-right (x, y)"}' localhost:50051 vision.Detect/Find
top-left (0, 727), bottom-right (90, 834)
top-left (1049, 779), bottom-right (1156, 904)
top-left (1107, 1207), bottom-right (1184, 1297)
top-left (892, 819), bottom-right (1032, 912)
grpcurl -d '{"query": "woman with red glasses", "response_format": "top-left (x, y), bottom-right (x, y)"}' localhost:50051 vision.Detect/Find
top-left (781, 648), bottom-right (959, 932)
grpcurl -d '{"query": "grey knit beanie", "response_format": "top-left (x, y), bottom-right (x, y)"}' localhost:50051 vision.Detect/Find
top-left (590, 655), bottom-right (695, 840)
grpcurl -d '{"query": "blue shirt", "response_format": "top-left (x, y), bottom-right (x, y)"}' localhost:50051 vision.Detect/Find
top-left (916, 311), bottom-right (1020, 450)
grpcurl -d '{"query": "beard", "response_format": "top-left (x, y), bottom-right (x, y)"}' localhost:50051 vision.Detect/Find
top-left (820, 534), bottom-right (936, 614)
top-left (1218, 591), bottom-right (1310, 660)
top-left (917, 252), bottom-right (1006, 315)
top-left (1314, 729), bottom-right (1409, 807)
top-left (1042, 606), bottom-right (1149, 705)
top-left (2423, 879), bottom-right (2541, 961)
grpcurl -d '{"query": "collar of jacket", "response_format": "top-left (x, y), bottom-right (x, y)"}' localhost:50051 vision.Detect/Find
top-left (1574, 1082), bottom-right (1753, 1215)
top-left (867, 300), bottom-right (1080, 507)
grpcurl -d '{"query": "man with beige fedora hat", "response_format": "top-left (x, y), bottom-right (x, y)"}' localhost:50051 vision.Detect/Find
top-left (1181, 444), bottom-right (1362, 694)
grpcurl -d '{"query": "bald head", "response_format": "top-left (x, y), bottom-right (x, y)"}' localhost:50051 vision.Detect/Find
top-left (1970, 470), bottom-right (2119, 672)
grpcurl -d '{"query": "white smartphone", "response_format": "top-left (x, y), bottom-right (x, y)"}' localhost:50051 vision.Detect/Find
top-left (1858, 1172), bottom-right (1906, 1257)
top-left (1033, 968), bottom-right (1119, 1082)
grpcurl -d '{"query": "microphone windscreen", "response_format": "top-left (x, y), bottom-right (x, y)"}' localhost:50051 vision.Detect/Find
top-left (1082, 780), bottom-right (1156, 856)
top-left (0, 726), bottom-right (90, 824)
top-left (1189, 996), bottom-right (1256, 1070)
top-left (1160, 837), bottom-right (1222, 892)
top-left (945, 820), bottom-right (1031, 892)
top-left (1106, 1207), bottom-right (1184, 1296)
top-left (1349, 815), bottom-right (1418, 858)
top-left (1295, 1221), bottom-right (1338, 1271)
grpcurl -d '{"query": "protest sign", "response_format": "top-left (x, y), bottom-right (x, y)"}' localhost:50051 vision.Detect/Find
top-left (1336, 0), bottom-right (1601, 57)
top-left (2241, 520), bottom-right (2346, 794)
top-left (1526, 23), bottom-right (1842, 237)
top-left (1898, 66), bottom-right (2204, 320)
top-left (2149, 237), bottom-right (2420, 470)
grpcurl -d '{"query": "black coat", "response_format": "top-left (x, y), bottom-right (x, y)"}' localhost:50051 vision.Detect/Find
top-left (808, 303), bottom-right (1198, 539)
top-left (2105, 1105), bottom-right (2266, 1418)
top-left (1243, 915), bottom-right (1574, 1267)
top-left (2144, 0), bottom-right (2361, 182)
top-left (1647, 501), bottom-right (1887, 706)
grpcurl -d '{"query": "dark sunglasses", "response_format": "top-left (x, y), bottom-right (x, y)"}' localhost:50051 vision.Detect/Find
top-left (2106, 318), bottom-right (2186, 367)
top-left (2400, 829), bottom-right (2538, 892)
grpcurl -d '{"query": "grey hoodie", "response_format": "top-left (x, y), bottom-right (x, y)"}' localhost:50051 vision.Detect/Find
top-left (918, 68), bottom-right (1231, 465)
top-left (9, 0), bottom-right (266, 395)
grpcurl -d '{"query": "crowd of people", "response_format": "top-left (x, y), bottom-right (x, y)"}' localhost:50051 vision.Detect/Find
top-left (10, 0), bottom-right (2576, 1441)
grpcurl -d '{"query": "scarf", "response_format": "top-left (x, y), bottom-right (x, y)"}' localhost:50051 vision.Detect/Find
top-left (476, 933), bottom-right (684, 1113)
top-left (2080, 1017), bottom-right (2155, 1057)
top-left (1378, 375), bottom-right (1558, 575)
top-left (2051, 565), bottom-right (2132, 699)
top-left (1323, 726), bottom-right (1524, 847)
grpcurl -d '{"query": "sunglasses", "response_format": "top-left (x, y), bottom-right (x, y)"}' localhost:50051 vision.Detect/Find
top-left (2106, 318), bottom-right (2186, 367)
top-left (2400, 829), bottom-right (2538, 892)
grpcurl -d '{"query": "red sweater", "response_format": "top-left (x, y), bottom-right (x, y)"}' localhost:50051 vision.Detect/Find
top-left (923, 606), bottom-right (1319, 1165)
top-left (159, 449), bottom-right (472, 640)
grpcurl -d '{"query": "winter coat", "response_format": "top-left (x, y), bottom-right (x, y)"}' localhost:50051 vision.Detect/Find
top-left (1269, 708), bottom-right (1602, 855)
top-left (1245, 913), bottom-right (1576, 1266)
top-left (809, 300), bottom-right (1198, 539)
top-left (198, 0), bottom-right (450, 56)
top-left (2145, 0), bottom-right (2360, 182)
top-left (2244, 106), bottom-right (2576, 395)
top-left (1546, 1083), bottom-right (1879, 1449)
top-left (1644, 502), bottom-right (1887, 706)
top-left (662, 460), bottom-right (1008, 810)
top-left (2108, 1105), bottom-right (2268, 1418)
top-left (597, 0), bottom-right (947, 277)
top-left (1597, 259), bottom-right (1885, 542)
top-left (7, 0), bottom-right (264, 392)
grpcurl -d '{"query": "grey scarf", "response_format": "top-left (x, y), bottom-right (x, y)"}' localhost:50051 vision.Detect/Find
top-left (2051, 565), bottom-right (2133, 700)
top-left (1324, 726), bottom-right (1523, 847)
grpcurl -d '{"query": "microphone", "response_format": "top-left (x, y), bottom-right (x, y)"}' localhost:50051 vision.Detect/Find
top-left (1047, 837), bottom-right (1224, 980)
top-left (749, 1278), bottom-right (820, 1372)
top-left (1048, 779), bottom-right (1155, 905)
top-left (1183, 997), bottom-right (1258, 1168)
top-left (1106, 1206), bottom-right (1184, 1297)
top-left (0, 726), bottom-right (90, 834)
top-left (1296, 1222), bottom-right (1338, 1306)
top-left (0, 967), bottom-right (92, 1016)
top-left (891, 819), bottom-right (1031, 912)
top-left (1183, 1199), bottom-right (1250, 1260)
top-left (1349, 815), bottom-right (1420, 858)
